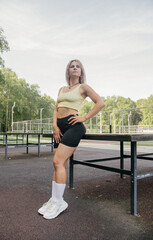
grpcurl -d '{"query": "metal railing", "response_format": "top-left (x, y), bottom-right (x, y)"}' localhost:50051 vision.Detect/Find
top-left (12, 105), bottom-right (153, 134)
top-left (13, 118), bottom-right (53, 133)
top-left (12, 119), bottom-right (153, 134)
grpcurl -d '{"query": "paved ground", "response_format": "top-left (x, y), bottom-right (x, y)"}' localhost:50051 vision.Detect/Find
top-left (0, 141), bottom-right (153, 240)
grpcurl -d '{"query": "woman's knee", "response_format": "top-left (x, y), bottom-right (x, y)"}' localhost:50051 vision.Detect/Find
top-left (53, 144), bottom-right (76, 169)
top-left (53, 153), bottom-right (66, 168)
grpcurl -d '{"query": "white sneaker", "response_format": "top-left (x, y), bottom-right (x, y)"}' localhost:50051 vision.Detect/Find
top-left (43, 199), bottom-right (68, 219)
top-left (38, 197), bottom-right (54, 215)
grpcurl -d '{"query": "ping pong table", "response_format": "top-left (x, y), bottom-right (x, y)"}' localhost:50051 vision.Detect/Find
top-left (68, 133), bottom-right (153, 216)
top-left (0, 133), bottom-right (53, 160)
top-left (2, 132), bottom-right (153, 216)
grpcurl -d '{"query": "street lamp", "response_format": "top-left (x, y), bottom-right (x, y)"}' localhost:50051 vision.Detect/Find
top-left (128, 111), bottom-right (132, 133)
top-left (12, 102), bottom-right (16, 132)
top-left (121, 110), bottom-right (124, 133)
top-left (40, 108), bottom-right (44, 133)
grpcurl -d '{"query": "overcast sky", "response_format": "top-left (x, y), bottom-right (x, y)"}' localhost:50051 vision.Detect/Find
top-left (0, 0), bottom-right (153, 102)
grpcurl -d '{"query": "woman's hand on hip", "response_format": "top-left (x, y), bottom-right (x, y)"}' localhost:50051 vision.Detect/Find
top-left (68, 115), bottom-right (86, 125)
top-left (53, 126), bottom-right (63, 143)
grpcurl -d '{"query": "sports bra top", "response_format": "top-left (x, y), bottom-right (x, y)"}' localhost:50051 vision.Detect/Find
top-left (57, 84), bottom-right (85, 111)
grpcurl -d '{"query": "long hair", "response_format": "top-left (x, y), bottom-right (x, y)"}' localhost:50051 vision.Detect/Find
top-left (65, 59), bottom-right (86, 85)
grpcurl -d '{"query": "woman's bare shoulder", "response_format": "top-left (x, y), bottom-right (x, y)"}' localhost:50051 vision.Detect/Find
top-left (80, 83), bottom-right (93, 97)
top-left (81, 83), bottom-right (95, 92)
top-left (80, 83), bottom-right (91, 90)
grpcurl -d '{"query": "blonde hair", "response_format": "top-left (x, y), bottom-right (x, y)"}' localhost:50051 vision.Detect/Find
top-left (65, 59), bottom-right (86, 85)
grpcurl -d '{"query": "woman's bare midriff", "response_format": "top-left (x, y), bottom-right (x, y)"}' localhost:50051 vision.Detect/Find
top-left (57, 107), bottom-right (78, 118)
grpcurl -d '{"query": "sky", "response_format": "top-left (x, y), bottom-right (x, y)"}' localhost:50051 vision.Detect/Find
top-left (0, 0), bottom-right (153, 102)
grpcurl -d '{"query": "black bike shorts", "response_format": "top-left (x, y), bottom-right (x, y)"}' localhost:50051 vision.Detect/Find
top-left (54, 115), bottom-right (86, 148)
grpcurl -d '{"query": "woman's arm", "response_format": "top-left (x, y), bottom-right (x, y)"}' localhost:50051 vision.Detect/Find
top-left (82, 84), bottom-right (105, 121)
top-left (69, 84), bottom-right (105, 125)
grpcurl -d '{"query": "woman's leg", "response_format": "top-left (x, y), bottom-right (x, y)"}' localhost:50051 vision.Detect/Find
top-left (53, 143), bottom-right (77, 183)
top-left (50, 144), bottom-right (76, 205)
top-left (40, 144), bottom-right (77, 219)
top-left (52, 148), bottom-right (68, 182)
top-left (52, 149), bottom-right (57, 182)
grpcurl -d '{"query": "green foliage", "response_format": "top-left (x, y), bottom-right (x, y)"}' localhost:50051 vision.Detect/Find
top-left (38, 94), bottom-right (55, 119)
top-left (0, 67), bottom-right (55, 131)
top-left (80, 95), bottom-right (153, 127)
top-left (0, 27), bottom-right (10, 66)
top-left (0, 65), bottom-right (152, 132)
top-left (136, 95), bottom-right (153, 125)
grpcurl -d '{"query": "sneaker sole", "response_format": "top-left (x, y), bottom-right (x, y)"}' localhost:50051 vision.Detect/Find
top-left (38, 205), bottom-right (50, 215)
top-left (38, 209), bottom-right (46, 215)
top-left (43, 202), bottom-right (68, 219)
top-left (38, 198), bottom-right (54, 215)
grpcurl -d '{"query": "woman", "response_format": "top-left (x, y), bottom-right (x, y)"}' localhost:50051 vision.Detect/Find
top-left (38, 59), bottom-right (105, 219)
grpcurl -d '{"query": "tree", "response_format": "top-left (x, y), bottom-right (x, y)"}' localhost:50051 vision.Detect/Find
top-left (38, 94), bottom-right (55, 119)
top-left (0, 27), bottom-right (10, 131)
top-left (79, 95), bottom-right (145, 132)
top-left (0, 67), bottom-right (55, 131)
top-left (0, 27), bottom-right (10, 66)
top-left (136, 95), bottom-right (153, 125)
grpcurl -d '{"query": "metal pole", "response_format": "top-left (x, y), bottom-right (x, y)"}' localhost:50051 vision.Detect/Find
top-left (128, 111), bottom-right (132, 133)
top-left (114, 119), bottom-right (116, 133)
top-left (110, 113), bottom-right (113, 133)
top-left (131, 141), bottom-right (137, 216)
top-left (100, 112), bottom-right (102, 134)
top-left (11, 102), bottom-right (16, 132)
top-left (90, 118), bottom-right (92, 131)
top-left (69, 154), bottom-right (74, 189)
top-left (122, 111), bottom-right (124, 133)
top-left (38, 134), bottom-right (40, 157)
top-left (40, 108), bottom-right (44, 133)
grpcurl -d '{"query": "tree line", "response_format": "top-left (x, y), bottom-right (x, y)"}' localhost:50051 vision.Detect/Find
top-left (0, 67), bottom-right (55, 131)
top-left (0, 27), bottom-right (153, 132)
top-left (0, 27), bottom-right (55, 131)
top-left (80, 95), bottom-right (153, 129)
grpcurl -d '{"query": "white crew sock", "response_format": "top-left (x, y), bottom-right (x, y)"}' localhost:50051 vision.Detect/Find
top-left (52, 181), bottom-right (56, 199)
top-left (52, 181), bottom-right (66, 202)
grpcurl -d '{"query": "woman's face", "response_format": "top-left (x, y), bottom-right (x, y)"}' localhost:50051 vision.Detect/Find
top-left (69, 61), bottom-right (81, 78)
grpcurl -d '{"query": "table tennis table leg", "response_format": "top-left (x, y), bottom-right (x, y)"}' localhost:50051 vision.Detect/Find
top-left (131, 141), bottom-right (137, 216)
top-left (38, 134), bottom-right (40, 157)
top-left (69, 154), bottom-right (74, 189)
top-left (5, 134), bottom-right (7, 160)
top-left (120, 141), bottom-right (124, 178)
top-left (26, 134), bottom-right (28, 154)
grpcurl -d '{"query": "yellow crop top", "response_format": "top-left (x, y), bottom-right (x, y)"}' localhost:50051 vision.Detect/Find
top-left (57, 84), bottom-right (85, 111)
